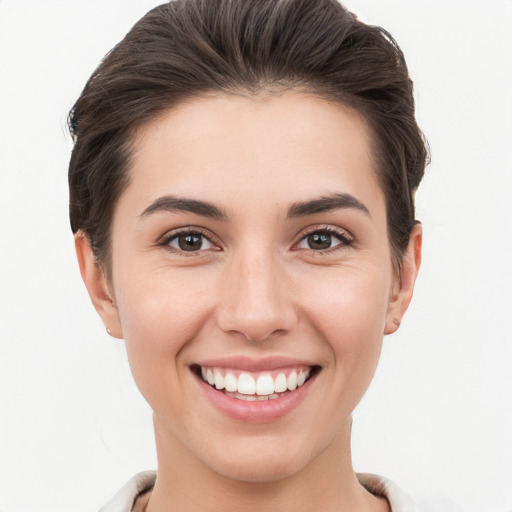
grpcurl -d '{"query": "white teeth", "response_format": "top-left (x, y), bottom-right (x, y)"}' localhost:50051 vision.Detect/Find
top-left (287, 371), bottom-right (297, 391)
top-left (224, 372), bottom-right (238, 392)
top-left (274, 373), bottom-right (287, 393)
top-left (214, 369), bottom-right (224, 390)
top-left (200, 366), bottom-right (313, 397)
top-left (238, 373), bottom-right (256, 395)
top-left (256, 374), bottom-right (275, 395)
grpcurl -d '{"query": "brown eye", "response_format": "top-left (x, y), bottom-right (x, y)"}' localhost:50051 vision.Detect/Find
top-left (296, 229), bottom-right (353, 252)
top-left (167, 231), bottom-right (214, 252)
top-left (179, 234), bottom-right (203, 251)
top-left (307, 233), bottom-right (332, 250)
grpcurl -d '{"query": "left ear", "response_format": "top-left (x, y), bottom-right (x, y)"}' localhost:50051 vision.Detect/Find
top-left (385, 222), bottom-right (422, 335)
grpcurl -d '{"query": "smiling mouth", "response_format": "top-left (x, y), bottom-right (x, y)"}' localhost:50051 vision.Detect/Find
top-left (192, 364), bottom-right (319, 401)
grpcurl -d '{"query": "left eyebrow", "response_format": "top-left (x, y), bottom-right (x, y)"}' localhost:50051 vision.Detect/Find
top-left (287, 192), bottom-right (371, 218)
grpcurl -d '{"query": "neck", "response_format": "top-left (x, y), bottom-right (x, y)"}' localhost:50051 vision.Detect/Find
top-left (144, 415), bottom-right (389, 512)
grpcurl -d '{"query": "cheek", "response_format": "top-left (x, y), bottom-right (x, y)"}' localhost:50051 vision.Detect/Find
top-left (300, 265), bottom-right (391, 343)
top-left (116, 263), bottom-right (211, 337)
top-left (113, 267), bottom-right (216, 387)
top-left (296, 264), bottom-right (392, 399)
top-left (319, 275), bottom-right (390, 401)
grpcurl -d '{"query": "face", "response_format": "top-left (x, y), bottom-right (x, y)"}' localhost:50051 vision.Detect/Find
top-left (77, 91), bottom-right (420, 483)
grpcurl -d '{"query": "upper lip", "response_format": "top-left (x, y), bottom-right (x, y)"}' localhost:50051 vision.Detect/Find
top-left (195, 356), bottom-right (317, 372)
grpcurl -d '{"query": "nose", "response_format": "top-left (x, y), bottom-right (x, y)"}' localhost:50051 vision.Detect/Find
top-left (216, 248), bottom-right (298, 343)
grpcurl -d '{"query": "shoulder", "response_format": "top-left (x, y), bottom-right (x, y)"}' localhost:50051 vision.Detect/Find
top-left (99, 471), bottom-right (156, 512)
top-left (357, 473), bottom-right (422, 512)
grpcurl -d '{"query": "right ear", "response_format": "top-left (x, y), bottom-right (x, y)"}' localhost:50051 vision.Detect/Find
top-left (74, 232), bottom-right (123, 339)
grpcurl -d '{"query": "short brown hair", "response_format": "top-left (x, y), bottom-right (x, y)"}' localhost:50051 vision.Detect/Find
top-left (68, 0), bottom-right (428, 272)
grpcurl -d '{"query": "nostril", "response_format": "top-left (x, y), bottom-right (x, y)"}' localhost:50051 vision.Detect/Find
top-left (216, 309), bottom-right (298, 343)
top-left (216, 265), bottom-right (298, 342)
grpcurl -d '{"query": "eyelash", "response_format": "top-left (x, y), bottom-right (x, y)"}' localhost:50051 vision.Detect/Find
top-left (293, 226), bottom-right (354, 254)
top-left (158, 227), bottom-right (221, 255)
top-left (157, 226), bottom-right (354, 255)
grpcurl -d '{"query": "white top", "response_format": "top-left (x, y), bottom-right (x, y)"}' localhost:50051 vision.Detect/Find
top-left (99, 471), bottom-right (421, 512)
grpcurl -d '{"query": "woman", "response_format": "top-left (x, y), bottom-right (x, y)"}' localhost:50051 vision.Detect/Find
top-left (69, 0), bottom-right (427, 510)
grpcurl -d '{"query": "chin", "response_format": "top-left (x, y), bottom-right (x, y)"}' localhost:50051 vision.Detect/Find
top-left (197, 434), bottom-right (322, 484)
top-left (211, 455), bottom-right (305, 484)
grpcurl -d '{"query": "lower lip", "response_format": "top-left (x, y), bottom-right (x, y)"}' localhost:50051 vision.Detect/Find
top-left (194, 371), bottom-right (316, 423)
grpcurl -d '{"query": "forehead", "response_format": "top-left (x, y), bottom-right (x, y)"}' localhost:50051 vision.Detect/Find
top-left (122, 91), bottom-right (384, 218)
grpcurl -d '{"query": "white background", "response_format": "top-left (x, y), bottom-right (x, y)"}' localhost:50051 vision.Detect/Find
top-left (0, 1), bottom-right (511, 511)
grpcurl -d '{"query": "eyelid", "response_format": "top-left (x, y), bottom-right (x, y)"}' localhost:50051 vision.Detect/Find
top-left (292, 224), bottom-right (355, 252)
top-left (157, 226), bottom-right (222, 253)
top-left (156, 224), bottom-right (353, 255)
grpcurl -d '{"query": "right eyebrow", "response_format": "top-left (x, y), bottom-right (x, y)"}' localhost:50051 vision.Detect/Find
top-left (139, 195), bottom-right (229, 221)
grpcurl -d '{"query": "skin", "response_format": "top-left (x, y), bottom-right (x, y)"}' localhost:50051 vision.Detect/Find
top-left (76, 91), bottom-right (421, 512)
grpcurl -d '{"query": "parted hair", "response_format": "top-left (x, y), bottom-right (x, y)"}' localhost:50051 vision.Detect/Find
top-left (68, 0), bottom-right (428, 272)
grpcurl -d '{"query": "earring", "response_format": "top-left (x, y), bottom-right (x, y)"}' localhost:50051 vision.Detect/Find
top-left (106, 327), bottom-right (112, 336)
top-left (393, 319), bottom-right (401, 326)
